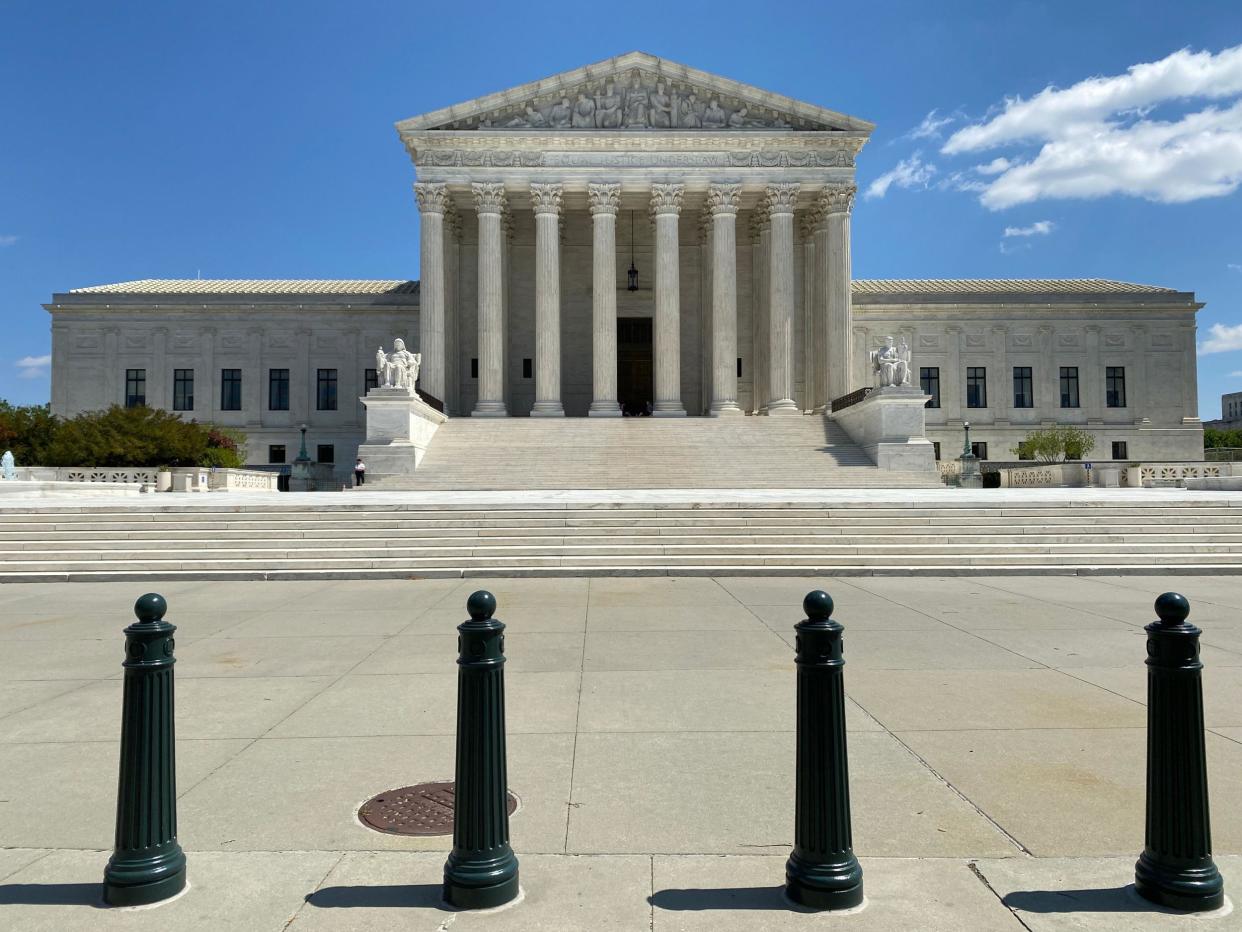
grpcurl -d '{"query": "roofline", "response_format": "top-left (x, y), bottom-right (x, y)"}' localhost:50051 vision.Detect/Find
top-left (395, 51), bottom-right (875, 134)
top-left (853, 291), bottom-right (1200, 307)
top-left (46, 291), bottom-right (421, 309)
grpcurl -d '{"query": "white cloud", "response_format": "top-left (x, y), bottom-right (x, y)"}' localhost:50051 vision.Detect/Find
top-left (865, 152), bottom-right (937, 199)
top-left (1231, 370), bottom-right (1242, 377)
top-left (15, 354), bottom-right (50, 379)
top-left (940, 45), bottom-right (1242, 209)
top-left (1002, 220), bottom-right (1055, 238)
top-left (1199, 323), bottom-right (1242, 355)
top-left (1229, 263), bottom-right (1242, 272)
top-left (0, 235), bottom-right (18, 247)
top-left (907, 109), bottom-right (955, 140)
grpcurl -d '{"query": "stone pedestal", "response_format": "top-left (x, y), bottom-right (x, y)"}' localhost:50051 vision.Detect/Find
top-left (358, 388), bottom-right (447, 481)
top-left (830, 386), bottom-right (937, 472)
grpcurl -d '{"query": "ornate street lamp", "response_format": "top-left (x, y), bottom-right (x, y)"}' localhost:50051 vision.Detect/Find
top-left (626, 210), bottom-right (639, 291)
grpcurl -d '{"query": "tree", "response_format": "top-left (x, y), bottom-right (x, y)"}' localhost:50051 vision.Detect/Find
top-left (0, 402), bottom-right (59, 465)
top-left (1205, 427), bottom-right (1242, 449)
top-left (45, 406), bottom-right (207, 467)
top-left (1011, 426), bottom-right (1096, 463)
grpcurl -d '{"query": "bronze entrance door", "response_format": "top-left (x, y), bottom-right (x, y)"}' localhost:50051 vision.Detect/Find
top-left (617, 317), bottom-right (654, 416)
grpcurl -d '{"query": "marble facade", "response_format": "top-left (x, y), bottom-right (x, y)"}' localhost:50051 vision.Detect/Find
top-left (43, 52), bottom-right (1206, 473)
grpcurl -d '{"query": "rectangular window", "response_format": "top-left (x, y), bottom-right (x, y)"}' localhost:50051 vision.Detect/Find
top-left (471, 358), bottom-right (479, 379)
top-left (1013, 367), bottom-right (1034, 409)
top-left (268, 444), bottom-right (286, 464)
top-left (1106, 366), bottom-right (1127, 408)
top-left (1112, 441), bottom-right (1129, 460)
top-left (220, 369), bottom-right (242, 411)
top-left (932, 441), bottom-right (941, 461)
top-left (364, 368), bottom-right (378, 393)
top-left (737, 357), bottom-right (743, 378)
top-left (173, 369), bottom-right (194, 411)
top-left (522, 358), bottom-right (533, 379)
top-left (920, 367), bottom-right (940, 408)
top-left (1060, 367), bottom-right (1080, 408)
top-left (268, 369), bottom-right (289, 411)
top-left (316, 444), bottom-right (335, 464)
top-left (971, 441), bottom-right (988, 460)
top-left (316, 368), bottom-right (338, 411)
top-left (124, 369), bottom-right (146, 408)
top-left (966, 367), bottom-right (987, 408)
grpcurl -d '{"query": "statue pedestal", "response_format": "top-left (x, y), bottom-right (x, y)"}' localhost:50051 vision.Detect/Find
top-left (358, 388), bottom-right (447, 482)
top-left (831, 386), bottom-right (937, 473)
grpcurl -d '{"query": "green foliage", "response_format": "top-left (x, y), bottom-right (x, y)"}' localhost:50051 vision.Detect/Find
top-left (1205, 427), bottom-right (1242, 449)
top-left (45, 405), bottom-right (207, 467)
top-left (1010, 426), bottom-right (1097, 463)
top-left (0, 402), bottom-right (59, 465)
top-left (202, 427), bottom-right (247, 468)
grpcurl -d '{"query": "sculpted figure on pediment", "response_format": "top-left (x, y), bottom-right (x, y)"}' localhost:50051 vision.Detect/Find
top-left (595, 82), bottom-right (623, 128)
top-left (572, 93), bottom-right (596, 128)
top-left (702, 98), bottom-right (727, 128)
top-left (624, 71), bottom-right (649, 127)
top-left (679, 93), bottom-right (701, 128)
top-left (643, 82), bottom-right (669, 128)
top-left (549, 97), bottom-right (572, 127)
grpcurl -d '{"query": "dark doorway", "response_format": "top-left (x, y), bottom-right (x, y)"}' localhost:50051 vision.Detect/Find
top-left (618, 317), bottom-right (654, 416)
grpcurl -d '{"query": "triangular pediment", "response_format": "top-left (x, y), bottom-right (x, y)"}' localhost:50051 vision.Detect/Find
top-left (396, 51), bottom-right (873, 134)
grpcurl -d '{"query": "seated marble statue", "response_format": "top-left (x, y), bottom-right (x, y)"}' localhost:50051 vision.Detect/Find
top-left (702, 98), bottom-right (727, 128)
top-left (548, 97), bottom-right (572, 127)
top-left (572, 93), bottom-right (595, 128)
top-left (375, 338), bottom-right (422, 394)
top-left (649, 83), bottom-right (672, 127)
top-left (870, 336), bottom-right (911, 388)
top-left (595, 83), bottom-right (623, 128)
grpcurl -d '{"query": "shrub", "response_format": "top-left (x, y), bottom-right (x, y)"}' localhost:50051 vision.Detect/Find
top-left (45, 405), bottom-right (207, 467)
top-left (1010, 426), bottom-right (1096, 463)
top-left (1205, 427), bottom-right (1242, 449)
top-left (0, 402), bottom-right (59, 465)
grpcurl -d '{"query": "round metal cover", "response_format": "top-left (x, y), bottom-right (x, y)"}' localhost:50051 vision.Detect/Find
top-left (358, 782), bottom-right (518, 836)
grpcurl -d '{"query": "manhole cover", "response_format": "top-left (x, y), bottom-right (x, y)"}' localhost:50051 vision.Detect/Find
top-left (358, 782), bottom-right (519, 836)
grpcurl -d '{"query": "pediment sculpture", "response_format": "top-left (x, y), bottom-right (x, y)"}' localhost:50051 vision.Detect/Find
top-left (463, 70), bottom-right (803, 131)
top-left (870, 336), bottom-right (912, 389)
top-left (375, 338), bottom-right (421, 395)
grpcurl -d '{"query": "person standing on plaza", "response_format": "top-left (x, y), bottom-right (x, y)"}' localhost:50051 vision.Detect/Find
top-left (354, 457), bottom-right (366, 486)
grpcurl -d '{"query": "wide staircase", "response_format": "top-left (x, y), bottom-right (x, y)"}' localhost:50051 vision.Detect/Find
top-left (376, 416), bottom-right (940, 490)
top-left (2, 500), bottom-right (1241, 580)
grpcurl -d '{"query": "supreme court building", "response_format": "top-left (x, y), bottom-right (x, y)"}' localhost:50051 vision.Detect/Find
top-left (46, 52), bottom-right (1205, 476)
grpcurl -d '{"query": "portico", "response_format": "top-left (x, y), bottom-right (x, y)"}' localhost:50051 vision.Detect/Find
top-left (400, 52), bottom-right (869, 418)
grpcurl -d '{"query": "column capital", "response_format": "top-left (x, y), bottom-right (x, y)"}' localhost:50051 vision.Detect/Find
top-left (529, 183), bottom-right (564, 216)
top-left (471, 182), bottom-right (507, 215)
top-left (764, 182), bottom-right (800, 216)
top-left (819, 183), bottom-right (857, 216)
top-left (706, 183), bottom-right (742, 216)
top-left (650, 183), bottom-right (685, 216)
top-left (800, 208), bottom-right (823, 240)
top-left (414, 182), bottom-right (450, 215)
top-left (587, 182), bottom-right (621, 216)
top-left (697, 210), bottom-right (713, 244)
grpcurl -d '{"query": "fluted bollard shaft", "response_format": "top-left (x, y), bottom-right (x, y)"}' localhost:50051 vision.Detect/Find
top-left (102, 593), bottom-right (186, 906)
top-left (443, 590), bottom-right (519, 909)
top-left (785, 591), bottom-right (863, 910)
top-left (1134, 592), bottom-right (1225, 912)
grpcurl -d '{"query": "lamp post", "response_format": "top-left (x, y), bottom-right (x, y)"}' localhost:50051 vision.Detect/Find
top-left (958, 420), bottom-right (982, 488)
top-left (290, 424), bottom-right (313, 491)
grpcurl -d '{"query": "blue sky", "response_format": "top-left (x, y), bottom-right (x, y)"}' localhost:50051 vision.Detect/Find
top-left (2, 0), bottom-right (1240, 415)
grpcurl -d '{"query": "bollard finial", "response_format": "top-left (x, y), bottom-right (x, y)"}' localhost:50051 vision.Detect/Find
top-left (1154, 592), bottom-right (1190, 626)
top-left (133, 593), bottom-right (167, 623)
top-left (803, 590), bottom-right (834, 621)
top-left (467, 590), bottom-right (496, 621)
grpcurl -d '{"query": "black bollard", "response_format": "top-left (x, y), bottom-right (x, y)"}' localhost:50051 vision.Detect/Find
top-left (785, 590), bottom-right (863, 910)
top-left (102, 593), bottom-right (186, 906)
top-left (443, 590), bottom-right (519, 909)
top-left (1134, 592), bottom-right (1225, 912)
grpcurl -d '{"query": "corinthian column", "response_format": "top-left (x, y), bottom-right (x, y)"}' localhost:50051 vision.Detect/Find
top-left (822, 183), bottom-right (856, 402)
top-left (471, 182), bottom-right (507, 417)
top-left (530, 183), bottom-right (564, 417)
top-left (708, 184), bottom-right (742, 415)
top-left (651, 183), bottom-right (686, 416)
top-left (811, 207), bottom-right (830, 413)
top-left (588, 183), bottom-right (622, 417)
top-left (766, 183), bottom-right (800, 415)
top-left (414, 182), bottom-right (449, 403)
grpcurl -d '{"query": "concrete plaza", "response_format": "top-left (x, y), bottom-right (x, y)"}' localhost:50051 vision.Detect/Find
top-left (0, 573), bottom-right (1239, 930)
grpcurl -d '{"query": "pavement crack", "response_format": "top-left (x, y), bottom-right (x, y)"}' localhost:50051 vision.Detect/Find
top-left (968, 860), bottom-right (1035, 931)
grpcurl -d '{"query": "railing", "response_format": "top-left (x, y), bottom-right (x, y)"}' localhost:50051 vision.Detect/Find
top-left (417, 389), bottom-right (445, 413)
top-left (829, 387), bottom-right (872, 413)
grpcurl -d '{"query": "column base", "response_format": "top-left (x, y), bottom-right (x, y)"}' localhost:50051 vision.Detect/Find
top-left (654, 403), bottom-right (686, 417)
top-left (765, 399), bottom-right (800, 416)
top-left (530, 402), bottom-right (564, 417)
top-left (472, 402), bottom-right (508, 418)
top-left (710, 402), bottom-right (744, 417)
top-left (589, 401), bottom-right (622, 417)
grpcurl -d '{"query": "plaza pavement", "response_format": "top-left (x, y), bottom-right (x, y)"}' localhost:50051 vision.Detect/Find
top-left (0, 573), bottom-right (1239, 930)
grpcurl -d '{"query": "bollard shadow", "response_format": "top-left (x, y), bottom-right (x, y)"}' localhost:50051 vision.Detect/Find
top-left (651, 886), bottom-right (817, 912)
top-left (306, 883), bottom-right (448, 910)
top-left (1003, 885), bottom-right (1177, 914)
top-left (0, 882), bottom-right (104, 907)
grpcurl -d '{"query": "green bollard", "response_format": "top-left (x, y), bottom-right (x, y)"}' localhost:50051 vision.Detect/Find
top-left (785, 590), bottom-right (863, 910)
top-left (443, 590), bottom-right (519, 909)
top-left (1134, 592), bottom-right (1225, 912)
top-left (102, 593), bottom-right (187, 906)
